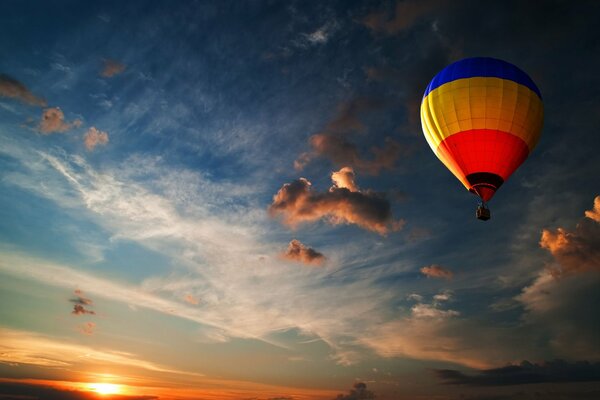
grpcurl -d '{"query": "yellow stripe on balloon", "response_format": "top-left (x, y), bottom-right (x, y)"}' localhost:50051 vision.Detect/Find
top-left (421, 77), bottom-right (544, 154)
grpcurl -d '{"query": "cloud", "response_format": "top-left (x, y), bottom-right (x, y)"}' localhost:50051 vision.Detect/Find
top-left (331, 167), bottom-right (358, 192)
top-left (71, 289), bottom-right (93, 305)
top-left (420, 264), bottom-right (453, 280)
top-left (0, 381), bottom-right (157, 400)
top-left (333, 382), bottom-right (376, 400)
top-left (100, 59), bottom-right (126, 78)
top-left (72, 304), bottom-right (95, 315)
top-left (83, 126), bottom-right (109, 151)
top-left (0, 73), bottom-right (47, 106)
top-left (70, 290), bottom-right (95, 315)
top-left (434, 359), bottom-right (600, 386)
top-left (539, 197), bottom-right (600, 276)
top-left (281, 239), bottom-right (325, 265)
top-left (304, 21), bottom-right (338, 45)
top-left (362, 0), bottom-right (443, 35)
top-left (269, 168), bottom-right (403, 235)
top-left (584, 195), bottom-right (600, 222)
top-left (78, 322), bottom-right (96, 335)
top-left (184, 294), bottom-right (199, 305)
top-left (38, 107), bottom-right (82, 134)
top-left (294, 98), bottom-right (406, 175)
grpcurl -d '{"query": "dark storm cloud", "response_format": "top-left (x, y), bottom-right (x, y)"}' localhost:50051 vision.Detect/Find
top-left (0, 381), bottom-right (157, 400)
top-left (0, 73), bottom-right (47, 106)
top-left (333, 382), bottom-right (376, 400)
top-left (540, 197), bottom-right (600, 276)
top-left (100, 59), bottom-right (126, 77)
top-left (269, 167), bottom-right (403, 235)
top-left (434, 360), bottom-right (600, 386)
top-left (282, 239), bottom-right (325, 265)
top-left (295, 97), bottom-right (407, 175)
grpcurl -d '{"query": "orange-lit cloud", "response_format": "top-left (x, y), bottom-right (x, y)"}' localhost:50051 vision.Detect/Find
top-left (584, 195), bottom-right (600, 222)
top-left (294, 98), bottom-right (405, 175)
top-left (38, 107), bottom-right (82, 134)
top-left (84, 126), bottom-right (109, 151)
top-left (72, 304), bottom-right (95, 315)
top-left (420, 264), bottom-right (453, 280)
top-left (184, 294), bottom-right (199, 305)
top-left (539, 198), bottom-right (600, 276)
top-left (362, 0), bottom-right (443, 35)
top-left (101, 59), bottom-right (126, 78)
top-left (71, 289), bottom-right (95, 315)
top-left (78, 322), bottom-right (96, 335)
top-left (282, 239), bottom-right (325, 265)
top-left (269, 168), bottom-right (403, 235)
top-left (0, 73), bottom-right (47, 106)
top-left (330, 166), bottom-right (358, 192)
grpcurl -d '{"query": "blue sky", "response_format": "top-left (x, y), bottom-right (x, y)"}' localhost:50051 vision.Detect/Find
top-left (0, 1), bottom-right (599, 399)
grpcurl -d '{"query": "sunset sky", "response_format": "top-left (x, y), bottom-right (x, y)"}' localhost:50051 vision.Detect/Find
top-left (1, 1), bottom-right (599, 399)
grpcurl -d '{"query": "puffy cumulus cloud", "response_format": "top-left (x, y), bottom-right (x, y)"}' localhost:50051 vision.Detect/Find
top-left (420, 264), bottom-right (453, 280)
top-left (282, 239), bottom-right (325, 265)
top-left (294, 98), bottom-right (407, 175)
top-left (331, 166), bottom-right (358, 192)
top-left (333, 382), bottom-right (376, 400)
top-left (0, 73), bottom-right (46, 106)
top-left (434, 359), bottom-right (600, 386)
top-left (584, 195), bottom-right (600, 222)
top-left (539, 197), bottom-right (600, 276)
top-left (38, 107), bottom-right (82, 134)
top-left (83, 126), bottom-right (109, 151)
top-left (269, 168), bottom-right (403, 235)
top-left (100, 59), bottom-right (126, 78)
top-left (362, 0), bottom-right (444, 35)
top-left (78, 321), bottom-right (96, 335)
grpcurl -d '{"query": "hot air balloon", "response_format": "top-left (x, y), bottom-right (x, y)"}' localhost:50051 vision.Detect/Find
top-left (420, 57), bottom-right (543, 220)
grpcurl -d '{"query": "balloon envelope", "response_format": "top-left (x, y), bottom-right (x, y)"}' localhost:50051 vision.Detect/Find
top-left (420, 57), bottom-right (543, 202)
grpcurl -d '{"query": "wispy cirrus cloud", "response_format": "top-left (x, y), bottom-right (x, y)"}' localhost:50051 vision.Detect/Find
top-left (0, 73), bottom-right (47, 106)
top-left (269, 167), bottom-right (403, 235)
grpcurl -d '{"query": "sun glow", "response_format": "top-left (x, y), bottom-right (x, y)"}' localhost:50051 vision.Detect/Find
top-left (88, 382), bottom-right (121, 395)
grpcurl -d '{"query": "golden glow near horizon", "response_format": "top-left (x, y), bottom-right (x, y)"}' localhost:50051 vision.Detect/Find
top-left (87, 382), bottom-right (122, 395)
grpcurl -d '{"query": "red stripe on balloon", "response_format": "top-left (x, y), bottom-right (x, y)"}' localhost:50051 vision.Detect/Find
top-left (436, 129), bottom-right (530, 199)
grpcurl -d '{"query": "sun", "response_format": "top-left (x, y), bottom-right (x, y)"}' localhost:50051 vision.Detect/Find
top-left (87, 382), bottom-right (121, 395)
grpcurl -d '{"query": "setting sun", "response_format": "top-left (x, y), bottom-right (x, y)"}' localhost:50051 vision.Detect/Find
top-left (88, 383), bottom-right (121, 395)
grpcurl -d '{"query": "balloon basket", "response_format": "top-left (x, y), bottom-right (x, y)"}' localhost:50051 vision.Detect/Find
top-left (476, 204), bottom-right (491, 221)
